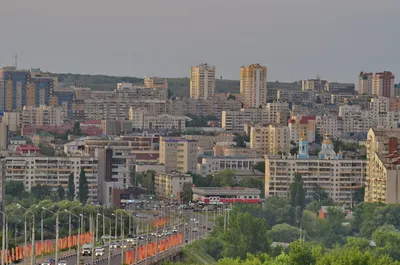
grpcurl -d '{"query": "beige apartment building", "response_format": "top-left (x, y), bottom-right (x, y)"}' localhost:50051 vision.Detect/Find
top-left (144, 76), bottom-right (168, 89)
top-left (155, 172), bottom-right (192, 200)
top-left (240, 64), bottom-right (267, 108)
top-left (22, 105), bottom-right (63, 127)
top-left (250, 124), bottom-right (290, 155)
top-left (301, 78), bottom-right (327, 92)
top-left (265, 136), bottom-right (366, 205)
top-left (129, 107), bottom-right (185, 131)
top-left (365, 128), bottom-right (400, 203)
top-left (190, 63), bottom-right (216, 100)
top-left (288, 116), bottom-right (316, 144)
top-left (159, 137), bottom-right (198, 173)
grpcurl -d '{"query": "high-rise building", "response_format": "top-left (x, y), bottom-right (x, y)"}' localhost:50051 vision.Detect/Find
top-left (301, 78), bottom-right (327, 92)
top-left (0, 123), bottom-right (8, 151)
top-left (22, 105), bottom-right (63, 127)
top-left (144, 76), bottom-right (168, 89)
top-left (0, 67), bottom-right (30, 111)
top-left (155, 172), bottom-right (192, 200)
top-left (190, 63), bottom-right (216, 100)
top-left (365, 128), bottom-right (400, 203)
top-left (159, 137), bottom-right (198, 173)
top-left (250, 124), bottom-right (290, 155)
top-left (358, 72), bottom-right (373, 95)
top-left (372, 71), bottom-right (395, 98)
top-left (240, 64), bottom-right (267, 108)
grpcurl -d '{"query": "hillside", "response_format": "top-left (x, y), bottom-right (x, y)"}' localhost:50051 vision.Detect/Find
top-left (55, 73), bottom-right (300, 97)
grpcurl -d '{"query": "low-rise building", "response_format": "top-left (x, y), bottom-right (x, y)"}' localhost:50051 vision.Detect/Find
top-left (265, 135), bottom-right (366, 205)
top-left (154, 172), bottom-right (192, 200)
top-left (197, 155), bottom-right (264, 176)
top-left (192, 187), bottom-right (261, 204)
top-left (8, 136), bottom-right (27, 152)
top-left (129, 108), bottom-right (185, 131)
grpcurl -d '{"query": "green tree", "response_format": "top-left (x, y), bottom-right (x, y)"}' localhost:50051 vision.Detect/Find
top-left (67, 173), bottom-right (75, 201)
top-left (57, 186), bottom-right (65, 200)
top-left (289, 172), bottom-right (306, 211)
top-left (372, 225), bottom-right (400, 261)
top-left (268, 223), bottom-right (300, 243)
top-left (253, 162), bottom-right (265, 173)
top-left (287, 241), bottom-right (316, 265)
top-left (220, 212), bottom-right (271, 259)
top-left (212, 169), bottom-right (236, 187)
top-left (182, 182), bottom-right (193, 203)
top-left (73, 121), bottom-right (82, 135)
top-left (5, 181), bottom-right (25, 198)
top-left (78, 169), bottom-right (89, 205)
top-left (31, 184), bottom-right (52, 200)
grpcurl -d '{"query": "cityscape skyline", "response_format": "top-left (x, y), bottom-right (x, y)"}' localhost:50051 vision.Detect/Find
top-left (0, 0), bottom-right (399, 83)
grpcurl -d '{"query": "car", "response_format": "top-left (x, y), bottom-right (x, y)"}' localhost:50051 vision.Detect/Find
top-left (120, 242), bottom-right (128, 248)
top-left (95, 248), bottom-right (104, 257)
top-left (58, 261), bottom-right (67, 265)
top-left (150, 232), bottom-right (157, 236)
top-left (109, 242), bottom-right (118, 249)
top-left (81, 247), bottom-right (92, 256)
top-left (172, 229), bottom-right (178, 234)
top-left (157, 233), bottom-right (163, 238)
top-left (41, 263), bottom-right (51, 265)
top-left (192, 228), bottom-right (199, 232)
top-left (126, 238), bottom-right (134, 243)
top-left (138, 236), bottom-right (144, 240)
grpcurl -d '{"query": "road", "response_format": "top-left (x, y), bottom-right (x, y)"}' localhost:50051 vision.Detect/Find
top-left (37, 205), bottom-right (215, 265)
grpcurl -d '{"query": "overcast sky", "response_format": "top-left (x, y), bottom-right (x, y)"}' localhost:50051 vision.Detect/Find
top-left (0, 0), bottom-right (398, 83)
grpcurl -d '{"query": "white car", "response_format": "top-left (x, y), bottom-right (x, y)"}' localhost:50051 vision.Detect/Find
top-left (58, 260), bottom-right (68, 265)
top-left (109, 242), bottom-right (118, 249)
top-left (95, 248), bottom-right (104, 257)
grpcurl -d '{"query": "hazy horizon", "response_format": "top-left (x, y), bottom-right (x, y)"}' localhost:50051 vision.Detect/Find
top-left (1, 0), bottom-right (399, 84)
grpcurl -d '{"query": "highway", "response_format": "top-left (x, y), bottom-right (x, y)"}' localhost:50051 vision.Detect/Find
top-left (35, 204), bottom-right (214, 265)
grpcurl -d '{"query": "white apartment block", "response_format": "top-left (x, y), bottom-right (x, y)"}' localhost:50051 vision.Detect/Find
top-left (316, 115), bottom-right (342, 139)
top-left (190, 63), bottom-right (216, 100)
top-left (129, 108), bottom-right (185, 131)
top-left (338, 104), bottom-right (362, 117)
top-left (288, 116), bottom-right (316, 144)
top-left (265, 137), bottom-right (366, 205)
top-left (159, 137), bottom-right (198, 173)
top-left (250, 124), bottom-right (290, 155)
top-left (240, 64), bottom-right (267, 108)
top-left (155, 172), bottom-right (193, 200)
top-left (5, 155), bottom-right (98, 202)
top-left (370, 97), bottom-right (389, 128)
top-left (22, 105), bottom-right (63, 127)
top-left (339, 104), bottom-right (375, 133)
top-left (222, 102), bottom-right (290, 133)
top-left (197, 155), bottom-right (264, 176)
top-left (358, 72), bottom-right (373, 95)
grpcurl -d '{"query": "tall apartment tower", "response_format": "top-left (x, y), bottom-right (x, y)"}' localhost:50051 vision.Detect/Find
top-left (358, 72), bottom-right (373, 95)
top-left (372, 71), bottom-right (395, 98)
top-left (240, 64), bottom-right (267, 108)
top-left (190, 63), bottom-right (216, 100)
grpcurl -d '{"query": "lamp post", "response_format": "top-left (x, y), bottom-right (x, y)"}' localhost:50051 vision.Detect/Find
top-left (5, 206), bottom-right (22, 265)
top-left (98, 213), bottom-right (111, 265)
top-left (0, 210), bottom-right (4, 265)
top-left (113, 212), bottom-right (125, 265)
top-left (42, 207), bottom-right (59, 264)
top-left (65, 210), bottom-right (80, 265)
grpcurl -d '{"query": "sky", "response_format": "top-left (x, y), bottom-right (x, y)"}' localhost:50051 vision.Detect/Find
top-left (0, 0), bottom-right (399, 83)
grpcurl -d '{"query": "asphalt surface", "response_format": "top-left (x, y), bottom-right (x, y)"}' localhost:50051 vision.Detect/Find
top-left (38, 205), bottom-right (214, 265)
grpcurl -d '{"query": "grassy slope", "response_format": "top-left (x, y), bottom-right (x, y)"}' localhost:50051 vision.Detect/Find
top-left (55, 73), bottom-right (300, 97)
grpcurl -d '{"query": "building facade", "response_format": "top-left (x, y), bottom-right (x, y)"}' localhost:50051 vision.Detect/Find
top-left (365, 128), bottom-right (400, 203)
top-left (265, 136), bottom-right (366, 205)
top-left (144, 76), bottom-right (168, 89)
top-left (358, 72), bottom-right (373, 95)
top-left (155, 172), bottom-right (192, 200)
top-left (159, 137), bottom-right (198, 173)
top-left (240, 64), bottom-right (267, 108)
top-left (302, 78), bottom-right (327, 92)
top-left (288, 116), bottom-right (316, 144)
top-left (372, 71), bottom-right (395, 98)
top-left (190, 63), bottom-right (216, 100)
top-left (250, 124), bottom-right (290, 155)
top-left (22, 105), bottom-right (63, 127)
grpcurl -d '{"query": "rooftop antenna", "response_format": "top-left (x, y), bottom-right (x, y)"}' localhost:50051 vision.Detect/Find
top-left (14, 53), bottom-right (18, 69)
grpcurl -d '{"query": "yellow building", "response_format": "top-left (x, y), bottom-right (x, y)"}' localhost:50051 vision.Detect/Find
top-left (250, 124), bottom-right (290, 155)
top-left (365, 128), bottom-right (400, 203)
top-left (155, 172), bottom-right (192, 200)
top-left (144, 76), bottom-right (168, 89)
top-left (159, 137), bottom-right (198, 173)
top-left (190, 63), bottom-right (215, 100)
top-left (240, 64), bottom-right (267, 108)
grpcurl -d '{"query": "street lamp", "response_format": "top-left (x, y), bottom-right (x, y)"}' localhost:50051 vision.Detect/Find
top-left (65, 210), bottom-right (81, 265)
top-left (42, 207), bottom-right (60, 264)
top-left (5, 205), bottom-right (22, 265)
top-left (98, 213), bottom-right (112, 265)
top-left (112, 212), bottom-right (125, 265)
